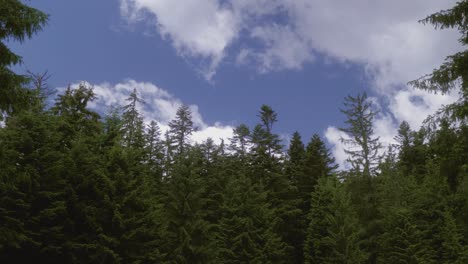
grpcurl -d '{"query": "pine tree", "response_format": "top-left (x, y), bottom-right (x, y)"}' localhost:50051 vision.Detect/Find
top-left (121, 88), bottom-right (145, 149)
top-left (395, 121), bottom-right (414, 176)
top-left (409, 0), bottom-right (468, 121)
top-left (304, 176), bottom-right (366, 264)
top-left (145, 120), bottom-right (164, 181)
top-left (51, 84), bottom-right (101, 146)
top-left (378, 208), bottom-right (427, 264)
top-left (0, 0), bottom-right (48, 115)
top-left (395, 122), bottom-right (430, 182)
top-left (429, 119), bottom-right (465, 192)
top-left (286, 131), bottom-right (306, 185)
top-left (229, 123), bottom-right (251, 160)
top-left (0, 109), bottom-right (69, 263)
top-left (339, 93), bottom-right (381, 177)
top-left (250, 105), bottom-right (301, 262)
top-left (168, 105), bottom-right (195, 158)
top-left (302, 134), bottom-right (338, 205)
top-left (410, 162), bottom-right (467, 263)
top-left (163, 150), bottom-right (216, 263)
top-left (218, 173), bottom-right (287, 263)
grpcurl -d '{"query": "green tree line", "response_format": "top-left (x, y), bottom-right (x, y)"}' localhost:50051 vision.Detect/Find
top-left (1, 0), bottom-right (468, 263)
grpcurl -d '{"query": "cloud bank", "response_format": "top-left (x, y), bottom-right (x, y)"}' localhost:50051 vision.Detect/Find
top-left (119, 0), bottom-right (462, 168)
top-left (68, 80), bottom-right (233, 145)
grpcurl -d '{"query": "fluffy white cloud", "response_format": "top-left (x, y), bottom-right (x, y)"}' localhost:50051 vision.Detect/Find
top-left (285, 0), bottom-right (461, 169)
top-left (67, 80), bottom-right (234, 144)
top-left (192, 123), bottom-right (234, 145)
top-left (119, 0), bottom-right (462, 168)
top-left (120, 0), bottom-right (460, 81)
top-left (324, 127), bottom-right (350, 170)
top-left (120, 0), bottom-right (239, 80)
top-left (119, 0), bottom-right (289, 78)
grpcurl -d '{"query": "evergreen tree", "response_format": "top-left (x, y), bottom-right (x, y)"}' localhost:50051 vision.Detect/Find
top-left (218, 173), bottom-right (287, 263)
top-left (229, 123), bottom-right (251, 160)
top-left (0, 0), bottom-right (48, 114)
top-left (340, 93), bottom-right (381, 177)
top-left (339, 93), bottom-right (385, 262)
top-left (302, 134), bottom-right (338, 204)
top-left (304, 176), bottom-right (366, 264)
top-left (121, 88), bottom-right (145, 150)
top-left (378, 209), bottom-right (427, 264)
top-left (145, 120), bottom-right (164, 181)
top-left (163, 150), bottom-right (216, 263)
top-left (429, 119), bottom-right (465, 192)
top-left (51, 84), bottom-right (101, 145)
top-left (0, 108), bottom-right (69, 263)
top-left (250, 105), bottom-right (302, 262)
top-left (168, 105), bottom-right (195, 157)
top-left (395, 121), bottom-right (413, 176)
top-left (286, 131), bottom-right (306, 185)
top-left (409, 0), bottom-right (468, 121)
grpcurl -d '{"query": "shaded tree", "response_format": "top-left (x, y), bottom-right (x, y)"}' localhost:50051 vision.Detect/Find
top-left (0, 0), bottom-right (48, 115)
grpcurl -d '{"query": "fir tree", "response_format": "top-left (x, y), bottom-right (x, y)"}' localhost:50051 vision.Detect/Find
top-left (168, 105), bottom-right (195, 158)
top-left (121, 88), bottom-right (145, 150)
top-left (0, 0), bottom-right (48, 115)
top-left (304, 176), bottom-right (366, 264)
top-left (218, 173), bottom-right (287, 263)
top-left (409, 0), bottom-right (468, 121)
top-left (339, 93), bottom-right (381, 177)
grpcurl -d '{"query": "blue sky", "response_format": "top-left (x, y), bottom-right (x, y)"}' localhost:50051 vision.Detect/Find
top-left (10, 0), bottom-right (461, 167)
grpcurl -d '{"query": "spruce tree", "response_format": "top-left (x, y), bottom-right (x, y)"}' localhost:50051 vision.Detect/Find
top-left (302, 134), bottom-right (338, 207)
top-left (218, 173), bottom-right (287, 263)
top-left (229, 123), bottom-right (251, 160)
top-left (145, 120), bottom-right (164, 181)
top-left (339, 93), bottom-right (381, 177)
top-left (0, 108), bottom-right (69, 263)
top-left (409, 0), bottom-right (468, 121)
top-left (121, 88), bottom-right (145, 150)
top-left (168, 105), bottom-right (195, 157)
top-left (286, 131), bottom-right (306, 185)
top-left (0, 0), bottom-right (48, 115)
top-left (250, 105), bottom-right (301, 262)
top-left (304, 176), bottom-right (366, 264)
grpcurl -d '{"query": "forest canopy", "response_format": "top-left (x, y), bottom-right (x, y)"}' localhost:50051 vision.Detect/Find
top-left (0, 1), bottom-right (467, 263)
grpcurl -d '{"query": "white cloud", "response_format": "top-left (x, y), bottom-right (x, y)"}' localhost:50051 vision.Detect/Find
top-left (119, 0), bottom-right (290, 78)
top-left (120, 0), bottom-right (460, 81)
top-left (67, 80), bottom-right (233, 143)
top-left (324, 127), bottom-right (350, 170)
top-left (120, 0), bottom-right (239, 80)
top-left (245, 24), bottom-right (314, 72)
top-left (119, 1), bottom-right (463, 167)
top-left (192, 123), bottom-right (234, 145)
top-left (389, 88), bottom-right (459, 129)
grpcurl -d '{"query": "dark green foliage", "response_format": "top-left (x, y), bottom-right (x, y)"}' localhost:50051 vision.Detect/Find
top-left (304, 176), bottom-right (366, 264)
top-left (0, 0), bottom-right (48, 114)
top-left (229, 123), bottom-right (250, 159)
top-left (409, 0), bottom-right (468, 121)
top-left (168, 105), bottom-right (195, 157)
top-left (1, 2), bottom-right (468, 262)
top-left (1, 85), bottom-right (468, 263)
top-left (0, 110), bottom-right (66, 263)
top-left (218, 173), bottom-right (287, 263)
top-left (122, 88), bottom-right (145, 149)
top-left (163, 151), bottom-right (216, 263)
top-left (250, 105), bottom-right (303, 262)
top-left (302, 134), bottom-right (337, 206)
top-left (428, 119), bottom-right (467, 191)
top-left (286, 131), bottom-right (306, 185)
